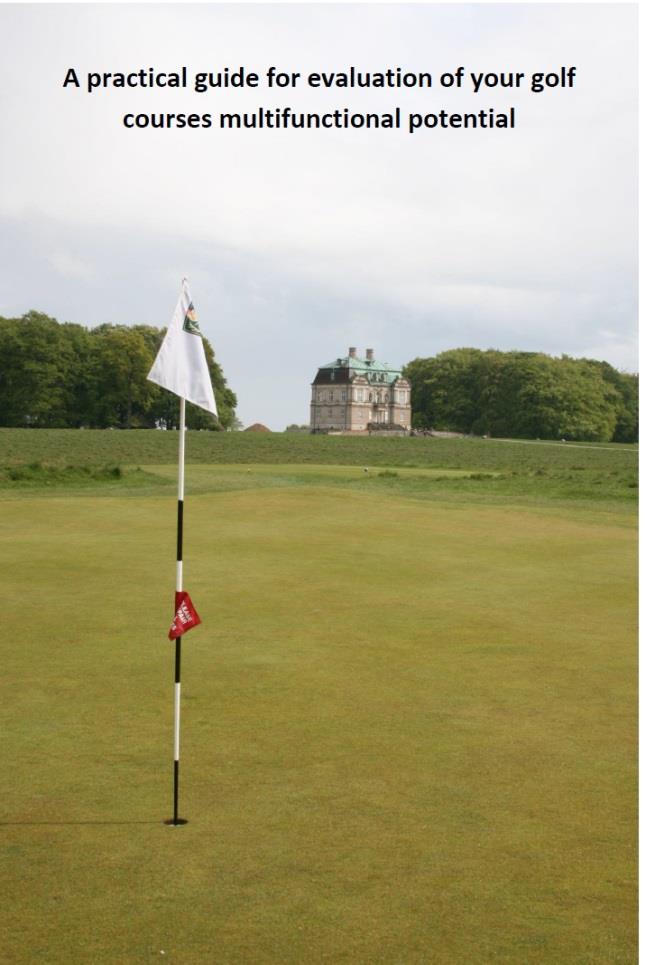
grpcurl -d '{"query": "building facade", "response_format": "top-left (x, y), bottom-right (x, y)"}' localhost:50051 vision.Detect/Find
top-left (310, 347), bottom-right (411, 433)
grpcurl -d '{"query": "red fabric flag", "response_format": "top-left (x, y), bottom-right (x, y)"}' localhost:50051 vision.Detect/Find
top-left (169, 591), bottom-right (202, 640)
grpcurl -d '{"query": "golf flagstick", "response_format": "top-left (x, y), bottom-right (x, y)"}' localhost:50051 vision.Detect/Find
top-left (171, 396), bottom-right (187, 825)
top-left (147, 279), bottom-right (217, 827)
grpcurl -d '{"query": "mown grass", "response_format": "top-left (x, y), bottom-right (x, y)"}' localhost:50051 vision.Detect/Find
top-left (0, 430), bottom-right (637, 962)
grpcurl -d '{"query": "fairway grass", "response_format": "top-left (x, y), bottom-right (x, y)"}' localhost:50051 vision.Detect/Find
top-left (1, 469), bottom-right (636, 962)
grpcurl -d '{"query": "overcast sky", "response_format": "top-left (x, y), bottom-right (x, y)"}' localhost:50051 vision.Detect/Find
top-left (0, 3), bottom-right (637, 430)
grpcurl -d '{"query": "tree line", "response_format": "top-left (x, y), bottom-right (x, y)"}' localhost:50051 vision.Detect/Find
top-left (0, 314), bottom-right (637, 442)
top-left (0, 311), bottom-right (237, 430)
top-left (403, 349), bottom-right (638, 443)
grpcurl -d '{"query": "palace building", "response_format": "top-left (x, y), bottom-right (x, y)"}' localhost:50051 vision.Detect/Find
top-left (310, 347), bottom-right (411, 433)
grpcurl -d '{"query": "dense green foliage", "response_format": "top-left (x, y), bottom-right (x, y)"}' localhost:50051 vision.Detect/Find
top-left (404, 349), bottom-right (638, 443)
top-left (0, 311), bottom-right (237, 430)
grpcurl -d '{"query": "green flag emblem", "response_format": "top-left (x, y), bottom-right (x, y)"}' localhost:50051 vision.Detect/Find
top-left (183, 302), bottom-right (202, 337)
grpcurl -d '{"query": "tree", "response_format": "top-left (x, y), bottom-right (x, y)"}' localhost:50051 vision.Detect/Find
top-left (402, 357), bottom-right (435, 429)
top-left (0, 312), bottom-right (238, 430)
top-left (584, 361), bottom-right (638, 443)
top-left (612, 372), bottom-right (638, 443)
top-left (0, 311), bottom-right (86, 427)
top-left (404, 347), bottom-right (636, 442)
top-left (90, 325), bottom-right (157, 428)
top-left (59, 322), bottom-right (95, 427)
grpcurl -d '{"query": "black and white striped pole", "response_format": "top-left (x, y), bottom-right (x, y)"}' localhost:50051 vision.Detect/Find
top-left (148, 278), bottom-right (213, 826)
top-left (166, 396), bottom-right (188, 827)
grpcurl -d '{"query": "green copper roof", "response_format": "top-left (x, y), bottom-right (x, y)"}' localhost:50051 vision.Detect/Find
top-left (321, 355), bottom-right (403, 384)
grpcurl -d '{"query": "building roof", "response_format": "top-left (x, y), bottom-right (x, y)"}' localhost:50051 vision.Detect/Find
top-left (313, 354), bottom-right (406, 386)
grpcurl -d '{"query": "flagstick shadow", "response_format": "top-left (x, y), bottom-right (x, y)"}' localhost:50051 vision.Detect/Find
top-left (0, 820), bottom-right (162, 827)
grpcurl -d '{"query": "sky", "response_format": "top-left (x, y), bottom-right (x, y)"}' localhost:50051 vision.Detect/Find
top-left (0, 3), bottom-right (637, 430)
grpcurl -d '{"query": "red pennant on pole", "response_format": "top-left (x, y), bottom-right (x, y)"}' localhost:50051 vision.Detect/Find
top-left (169, 591), bottom-right (202, 640)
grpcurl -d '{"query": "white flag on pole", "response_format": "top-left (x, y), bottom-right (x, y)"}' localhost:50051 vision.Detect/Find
top-left (148, 279), bottom-right (218, 415)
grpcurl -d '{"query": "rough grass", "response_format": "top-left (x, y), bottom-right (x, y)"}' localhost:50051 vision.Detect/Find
top-left (0, 427), bottom-right (638, 472)
top-left (0, 460), bottom-right (155, 488)
top-left (0, 430), bottom-right (637, 962)
top-left (0, 427), bottom-right (638, 516)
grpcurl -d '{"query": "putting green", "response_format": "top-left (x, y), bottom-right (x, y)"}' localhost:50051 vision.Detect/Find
top-left (1, 481), bottom-right (636, 962)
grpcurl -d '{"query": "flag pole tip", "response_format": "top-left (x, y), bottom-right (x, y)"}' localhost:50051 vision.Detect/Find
top-left (163, 818), bottom-right (189, 826)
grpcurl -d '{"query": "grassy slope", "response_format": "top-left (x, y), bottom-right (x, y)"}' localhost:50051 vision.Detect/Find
top-left (0, 427), bottom-right (638, 470)
top-left (0, 431), bottom-right (637, 962)
top-left (0, 429), bottom-right (638, 515)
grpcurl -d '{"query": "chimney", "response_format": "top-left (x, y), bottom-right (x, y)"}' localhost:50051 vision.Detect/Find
top-left (349, 346), bottom-right (357, 358)
top-left (366, 348), bottom-right (374, 362)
